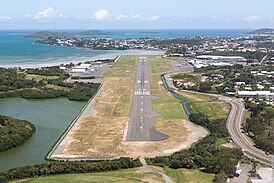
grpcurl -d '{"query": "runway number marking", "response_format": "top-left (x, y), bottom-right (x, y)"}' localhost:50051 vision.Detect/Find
top-left (134, 91), bottom-right (150, 95)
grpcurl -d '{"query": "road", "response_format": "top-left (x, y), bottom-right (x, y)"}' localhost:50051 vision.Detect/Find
top-left (126, 57), bottom-right (168, 141)
top-left (163, 66), bottom-right (272, 166)
top-left (226, 98), bottom-right (272, 166)
top-left (139, 158), bottom-right (173, 183)
top-left (260, 54), bottom-right (269, 65)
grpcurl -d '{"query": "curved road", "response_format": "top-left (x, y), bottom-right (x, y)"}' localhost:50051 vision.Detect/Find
top-left (163, 73), bottom-right (272, 166)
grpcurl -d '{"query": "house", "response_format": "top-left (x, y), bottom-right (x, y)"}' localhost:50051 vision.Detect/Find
top-left (235, 82), bottom-right (246, 86)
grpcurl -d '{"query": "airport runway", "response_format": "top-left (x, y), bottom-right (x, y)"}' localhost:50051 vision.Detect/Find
top-left (126, 57), bottom-right (168, 141)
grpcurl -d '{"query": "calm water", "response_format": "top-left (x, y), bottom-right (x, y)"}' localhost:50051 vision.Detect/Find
top-left (0, 98), bottom-right (85, 172)
top-left (0, 29), bottom-right (251, 171)
top-left (0, 29), bottom-right (250, 67)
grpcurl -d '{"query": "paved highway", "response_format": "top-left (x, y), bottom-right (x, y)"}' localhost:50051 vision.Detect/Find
top-left (163, 67), bottom-right (272, 166)
top-left (126, 57), bottom-right (168, 141)
top-left (226, 99), bottom-right (272, 166)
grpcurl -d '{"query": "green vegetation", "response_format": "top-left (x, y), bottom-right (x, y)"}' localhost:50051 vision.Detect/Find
top-left (148, 61), bottom-right (190, 121)
top-left (172, 73), bottom-right (200, 81)
top-left (25, 67), bottom-right (67, 77)
top-left (173, 72), bottom-right (215, 93)
top-left (0, 67), bottom-right (100, 101)
top-left (153, 97), bottom-right (187, 120)
top-left (25, 30), bottom-right (117, 39)
top-left (179, 91), bottom-right (230, 120)
top-left (164, 167), bottom-right (215, 183)
top-left (247, 28), bottom-right (274, 35)
top-left (149, 56), bottom-right (172, 73)
top-left (106, 56), bottom-right (138, 77)
top-left (176, 64), bottom-right (274, 94)
top-left (146, 111), bottom-right (243, 180)
top-left (0, 158), bottom-right (142, 183)
top-left (26, 74), bottom-right (59, 82)
top-left (0, 115), bottom-right (35, 152)
top-left (78, 30), bottom-right (115, 36)
top-left (24, 31), bottom-right (71, 39)
top-left (148, 58), bottom-right (243, 182)
top-left (244, 102), bottom-right (274, 153)
top-left (200, 51), bottom-right (266, 60)
top-left (10, 168), bottom-right (163, 183)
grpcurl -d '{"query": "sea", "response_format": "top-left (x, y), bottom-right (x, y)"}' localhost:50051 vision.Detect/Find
top-left (0, 29), bottom-right (251, 68)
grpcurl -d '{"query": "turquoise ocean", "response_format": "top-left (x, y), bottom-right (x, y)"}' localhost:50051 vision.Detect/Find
top-left (0, 29), bottom-right (251, 67)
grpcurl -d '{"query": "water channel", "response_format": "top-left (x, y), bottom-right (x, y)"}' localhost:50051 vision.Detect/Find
top-left (0, 97), bottom-right (85, 172)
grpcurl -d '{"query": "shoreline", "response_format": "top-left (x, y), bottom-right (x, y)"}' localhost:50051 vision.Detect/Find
top-left (0, 50), bottom-right (164, 69)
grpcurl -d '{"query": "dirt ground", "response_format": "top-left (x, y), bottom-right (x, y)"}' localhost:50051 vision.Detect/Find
top-left (54, 56), bottom-right (208, 159)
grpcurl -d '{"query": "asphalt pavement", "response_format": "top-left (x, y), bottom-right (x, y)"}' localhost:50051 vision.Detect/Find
top-left (163, 67), bottom-right (272, 165)
top-left (126, 57), bottom-right (168, 141)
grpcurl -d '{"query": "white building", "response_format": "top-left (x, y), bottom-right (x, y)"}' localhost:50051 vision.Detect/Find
top-left (250, 168), bottom-right (273, 183)
top-left (236, 90), bottom-right (274, 99)
top-left (71, 64), bottom-right (91, 73)
top-left (196, 55), bottom-right (246, 62)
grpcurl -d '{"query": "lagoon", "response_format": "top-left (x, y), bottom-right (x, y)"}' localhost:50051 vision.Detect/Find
top-left (0, 97), bottom-right (85, 172)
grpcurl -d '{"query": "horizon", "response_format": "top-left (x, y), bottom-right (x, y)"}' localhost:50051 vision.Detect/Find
top-left (1, 0), bottom-right (274, 29)
top-left (0, 28), bottom-right (261, 31)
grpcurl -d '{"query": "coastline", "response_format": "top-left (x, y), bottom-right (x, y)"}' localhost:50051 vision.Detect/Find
top-left (0, 50), bottom-right (164, 68)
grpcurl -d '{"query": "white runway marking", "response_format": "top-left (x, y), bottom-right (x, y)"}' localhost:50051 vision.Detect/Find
top-left (134, 91), bottom-right (151, 95)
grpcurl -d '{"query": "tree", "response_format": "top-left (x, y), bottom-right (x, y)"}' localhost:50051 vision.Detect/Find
top-left (214, 170), bottom-right (228, 183)
top-left (199, 82), bottom-right (212, 92)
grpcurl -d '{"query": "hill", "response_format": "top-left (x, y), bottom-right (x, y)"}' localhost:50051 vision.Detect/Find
top-left (78, 30), bottom-right (115, 36)
top-left (247, 28), bottom-right (274, 35)
top-left (24, 31), bottom-right (71, 39)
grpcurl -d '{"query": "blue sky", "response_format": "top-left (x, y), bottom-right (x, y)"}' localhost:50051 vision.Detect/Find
top-left (0, 0), bottom-right (274, 29)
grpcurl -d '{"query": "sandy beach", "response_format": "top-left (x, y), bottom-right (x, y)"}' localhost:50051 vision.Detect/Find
top-left (0, 50), bottom-right (164, 68)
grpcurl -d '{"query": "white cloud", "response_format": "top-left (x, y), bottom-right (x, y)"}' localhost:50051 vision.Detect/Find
top-left (33, 7), bottom-right (64, 20)
top-left (131, 14), bottom-right (141, 19)
top-left (94, 9), bottom-right (110, 21)
top-left (0, 16), bottom-right (11, 22)
top-left (243, 15), bottom-right (260, 22)
top-left (116, 14), bottom-right (129, 20)
top-left (116, 14), bottom-right (142, 21)
top-left (149, 16), bottom-right (159, 21)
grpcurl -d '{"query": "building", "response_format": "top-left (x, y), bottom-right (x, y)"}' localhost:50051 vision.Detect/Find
top-left (196, 55), bottom-right (246, 62)
top-left (236, 90), bottom-right (274, 99)
top-left (250, 168), bottom-right (273, 183)
top-left (71, 64), bottom-right (91, 73)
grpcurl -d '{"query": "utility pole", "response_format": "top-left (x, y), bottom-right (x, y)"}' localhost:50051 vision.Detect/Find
top-left (272, 154), bottom-right (274, 182)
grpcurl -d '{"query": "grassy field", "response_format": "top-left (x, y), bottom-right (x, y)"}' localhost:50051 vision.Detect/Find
top-left (164, 167), bottom-right (215, 183)
top-left (26, 74), bottom-right (59, 82)
top-left (58, 55), bottom-right (207, 159)
top-left (178, 91), bottom-right (230, 120)
top-left (148, 56), bottom-right (173, 74)
top-left (148, 56), bottom-right (188, 120)
top-left (106, 56), bottom-right (137, 77)
top-left (11, 167), bottom-right (215, 183)
top-left (59, 55), bottom-right (138, 158)
top-left (12, 168), bottom-right (164, 183)
top-left (130, 56), bottom-right (208, 157)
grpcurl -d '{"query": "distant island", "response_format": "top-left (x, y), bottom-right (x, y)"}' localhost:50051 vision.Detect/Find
top-left (24, 30), bottom-right (118, 39)
top-left (139, 32), bottom-right (161, 34)
top-left (24, 31), bottom-right (71, 39)
top-left (78, 30), bottom-right (115, 36)
top-left (247, 28), bottom-right (274, 35)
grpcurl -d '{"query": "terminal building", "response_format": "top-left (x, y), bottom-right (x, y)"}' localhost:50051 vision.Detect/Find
top-left (196, 55), bottom-right (246, 62)
top-left (236, 90), bottom-right (274, 100)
